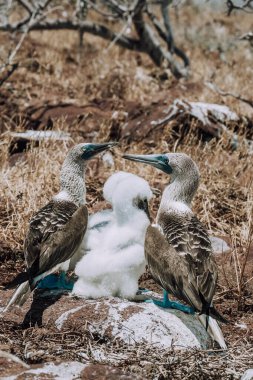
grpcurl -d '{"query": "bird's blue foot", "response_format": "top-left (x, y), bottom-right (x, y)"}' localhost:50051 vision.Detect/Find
top-left (37, 272), bottom-right (74, 290)
top-left (153, 298), bottom-right (195, 314)
top-left (146, 290), bottom-right (195, 315)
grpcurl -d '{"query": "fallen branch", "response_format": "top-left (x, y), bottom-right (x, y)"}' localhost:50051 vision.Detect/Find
top-left (206, 82), bottom-right (253, 109)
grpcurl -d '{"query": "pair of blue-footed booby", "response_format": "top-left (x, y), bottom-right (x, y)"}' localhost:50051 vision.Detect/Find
top-left (3, 142), bottom-right (116, 312)
top-left (72, 171), bottom-right (152, 299)
top-left (123, 152), bottom-right (227, 349)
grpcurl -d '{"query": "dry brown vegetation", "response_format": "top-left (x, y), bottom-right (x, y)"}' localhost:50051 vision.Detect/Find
top-left (0, 2), bottom-right (253, 379)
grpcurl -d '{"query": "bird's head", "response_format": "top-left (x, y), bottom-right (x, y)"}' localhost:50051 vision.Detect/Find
top-left (69, 142), bottom-right (117, 162)
top-left (123, 152), bottom-right (199, 180)
top-left (103, 171), bottom-right (134, 204)
top-left (111, 174), bottom-right (153, 223)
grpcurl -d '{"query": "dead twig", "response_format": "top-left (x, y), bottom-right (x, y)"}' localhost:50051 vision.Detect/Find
top-left (226, 0), bottom-right (253, 15)
top-left (206, 82), bottom-right (253, 109)
top-left (0, 63), bottom-right (19, 87)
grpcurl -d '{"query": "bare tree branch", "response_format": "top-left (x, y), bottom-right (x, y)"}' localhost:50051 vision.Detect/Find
top-left (0, 19), bottom-right (144, 51)
top-left (0, 63), bottom-right (19, 86)
top-left (16, 0), bottom-right (34, 15)
top-left (84, 0), bottom-right (120, 19)
top-left (0, 0), bottom-right (189, 78)
top-left (226, 0), bottom-right (253, 15)
top-left (239, 31), bottom-right (253, 47)
top-left (146, 4), bottom-right (189, 67)
top-left (132, 0), bottom-right (187, 77)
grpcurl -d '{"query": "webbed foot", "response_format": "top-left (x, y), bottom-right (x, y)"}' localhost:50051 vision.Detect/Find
top-left (146, 290), bottom-right (195, 315)
top-left (153, 298), bottom-right (194, 314)
top-left (37, 272), bottom-right (74, 290)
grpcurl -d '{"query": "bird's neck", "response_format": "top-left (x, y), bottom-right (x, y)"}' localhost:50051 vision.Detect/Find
top-left (158, 174), bottom-right (199, 215)
top-left (58, 157), bottom-right (86, 206)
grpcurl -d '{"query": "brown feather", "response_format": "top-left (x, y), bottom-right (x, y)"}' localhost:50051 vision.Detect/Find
top-left (24, 201), bottom-right (88, 285)
top-left (145, 225), bottom-right (218, 312)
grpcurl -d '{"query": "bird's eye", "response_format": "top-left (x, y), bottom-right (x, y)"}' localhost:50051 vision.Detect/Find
top-left (137, 200), bottom-right (144, 210)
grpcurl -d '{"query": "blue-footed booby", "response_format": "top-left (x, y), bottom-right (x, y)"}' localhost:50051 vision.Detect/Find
top-left (3, 142), bottom-right (117, 311)
top-left (123, 152), bottom-right (227, 349)
top-left (72, 171), bottom-right (152, 299)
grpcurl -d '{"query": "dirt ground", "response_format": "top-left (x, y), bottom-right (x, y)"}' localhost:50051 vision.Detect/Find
top-left (0, 2), bottom-right (253, 379)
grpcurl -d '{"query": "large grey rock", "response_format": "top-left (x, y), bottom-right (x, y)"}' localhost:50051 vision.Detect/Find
top-left (55, 297), bottom-right (211, 350)
top-left (0, 362), bottom-right (141, 380)
top-left (0, 361), bottom-right (86, 380)
top-left (241, 369), bottom-right (253, 380)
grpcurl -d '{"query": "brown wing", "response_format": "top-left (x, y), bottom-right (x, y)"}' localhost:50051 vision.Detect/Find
top-left (159, 211), bottom-right (212, 260)
top-left (158, 211), bottom-right (217, 304)
top-left (24, 200), bottom-right (88, 283)
top-left (145, 225), bottom-right (217, 311)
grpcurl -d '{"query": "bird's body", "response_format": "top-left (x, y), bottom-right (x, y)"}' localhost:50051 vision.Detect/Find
top-left (4, 142), bottom-right (116, 311)
top-left (72, 171), bottom-right (152, 300)
top-left (123, 152), bottom-right (227, 349)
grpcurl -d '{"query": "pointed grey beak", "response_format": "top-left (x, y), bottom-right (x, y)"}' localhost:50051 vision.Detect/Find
top-left (123, 153), bottom-right (172, 174)
top-left (91, 142), bottom-right (117, 154)
top-left (83, 142), bottom-right (117, 159)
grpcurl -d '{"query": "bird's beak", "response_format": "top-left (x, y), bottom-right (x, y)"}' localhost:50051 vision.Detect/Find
top-left (83, 142), bottom-right (117, 159)
top-left (123, 153), bottom-right (172, 174)
top-left (144, 202), bottom-right (152, 222)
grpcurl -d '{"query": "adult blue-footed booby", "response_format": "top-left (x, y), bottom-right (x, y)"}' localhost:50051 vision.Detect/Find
top-left (123, 152), bottom-right (227, 349)
top-left (72, 171), bottom-right (152, 299)
top-left (3, 142), bottom-right (116, 311)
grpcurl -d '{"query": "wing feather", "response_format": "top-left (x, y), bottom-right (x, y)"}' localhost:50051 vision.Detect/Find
top-left (157, 211), bottom-right (217, 304)
top-left (145, 225), bottom-right (217, 311)
top-left (24, 201), bottom-right (88, 283)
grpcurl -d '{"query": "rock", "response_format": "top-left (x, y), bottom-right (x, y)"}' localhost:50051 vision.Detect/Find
top-left (80, 364), bottom-right (141, 380)
top-left (0, 361), bottom-right (86, 380)
top-left (210, 236), bottom-right (231, 255)
top-left (54, 296), bottom-right (211, 349)
top-left (0, 351), bottom-right (29, 379)
top-left (241, 369), bottom-right (253, 380)
top-left (0, 290), bottom-right (211, 367)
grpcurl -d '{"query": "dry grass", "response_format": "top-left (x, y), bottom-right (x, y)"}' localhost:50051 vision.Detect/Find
top-left (0, 315), bottom-right (252, 380)
top-left (0, 3), bottom-right (253, 379)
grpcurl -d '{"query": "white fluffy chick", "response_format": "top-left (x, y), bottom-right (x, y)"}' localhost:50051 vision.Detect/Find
top-left (69, 172), bottom-right (132, 268)
top-left (72, 172), bottom-right (152, 299)
top-left (84, 171), bottom-right (136, 252)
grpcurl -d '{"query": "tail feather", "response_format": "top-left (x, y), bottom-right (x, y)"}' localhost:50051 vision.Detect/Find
top-left (4, 272), bottom-right (29, 289)
top-left (198, 291), bottom-right (228, 325)
top-left (198, 315), bottom-right (227, 350)
top-left (3, 281), bottom-right (31, 313)
top-left (209, 306), bottom-right (228, 324)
